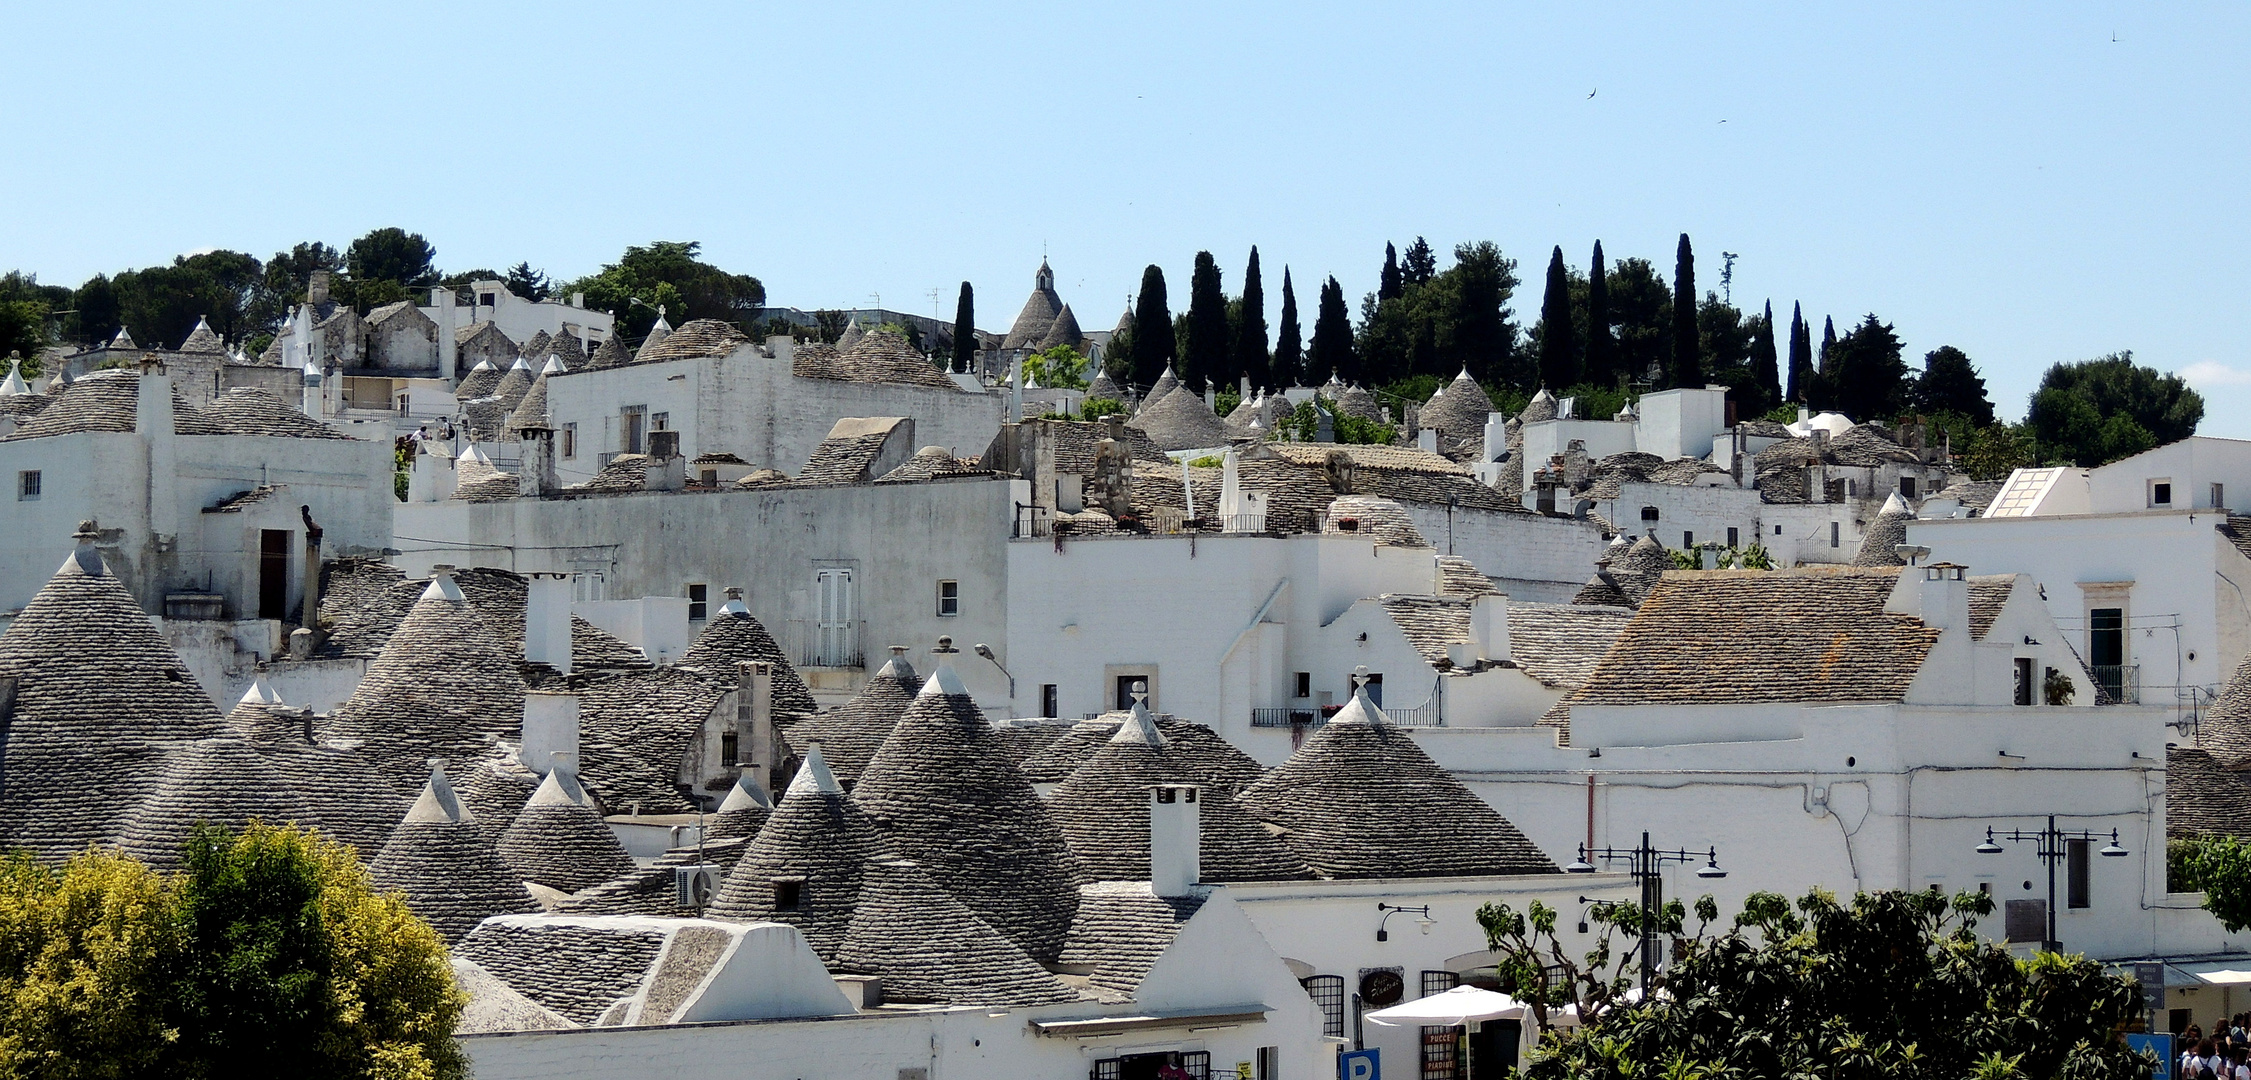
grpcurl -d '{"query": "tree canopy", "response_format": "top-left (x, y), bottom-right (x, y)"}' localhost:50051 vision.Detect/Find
top-left (1182, 251), bottom-right (1228, 391)
top-left (1271, 268), bottom-right (1302, 388)
top-left (1480, 887), bottom-right (2149, 1080)
top-left (345, 228), bottom-right (438, 292)
top-left (562, 240), bottom-right (765, 342)
top-left (0, 823), bottom-right (464, 1080)
top-left (2026, 351), bottom-right (2203, 467)
top-left (1824, 313), bottom-right (1912, 422)
top-left (1914, 345), bottom-right (1996, 426)
top-left (1129, 265), bottom-right (1174, 387)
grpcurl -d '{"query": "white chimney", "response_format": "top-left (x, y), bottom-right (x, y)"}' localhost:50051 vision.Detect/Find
top-left (519, 427), bottom-right (559, 497)
top-left (525, 572), bottom-right (572, 673)
top-left (1149, 783), bottom-right (1202, 898)
top-left (1921, 562), bottom-right (1971, 635)
top-left (520, 692), bottom-right (580, 776)
top-left (737, 661), bottom-right (776, 788)
top-left (1471, 593), bottom-right (1509, 662)
top-left (433, 287), bottom-right (458, 380)
top-left (1417, 428), bottom-right (1438, 453)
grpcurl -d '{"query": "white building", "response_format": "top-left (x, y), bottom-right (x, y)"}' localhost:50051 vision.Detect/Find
top-left (1914, 436), bottom-right (2251, 718)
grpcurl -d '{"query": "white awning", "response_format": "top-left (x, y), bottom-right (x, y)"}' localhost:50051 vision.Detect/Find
top-left (2197, 970), bottom-right (2251, 986)
top-left (1365, 986), bottom-right (1525, 1027)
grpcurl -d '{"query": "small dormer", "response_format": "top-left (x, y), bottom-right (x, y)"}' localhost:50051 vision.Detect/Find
top-left (1035, 258), bottom-right (1054, 293)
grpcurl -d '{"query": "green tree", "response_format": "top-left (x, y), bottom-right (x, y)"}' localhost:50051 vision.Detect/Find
top-left (1129, 264), bottom-right (1174, 388)
top-left (70, 273), bottom-right (123, 347)
top-left (0, 273), bottom-right (65, 373)
top-left (1696, 293), bottom-right (1757, 413)
top-left (1609, 257), bottom-right (1671, 386)
top-left (1480, 888), bottom-right (2148, 1080)
top-left (951, 281), bottom-right (976, 373)
top-left (1914, 346), bottom-right (1995, 426)
top-left (1670, 233), bottom-right (1700, 387)
top-left (1308, 276), bottom-right (1355, 385)
top-left (1584, 241), bottom-right (1617, 388)
top-left (344, 228), bottom-right (438, 291)
top-left (1750, 300), bottom-right (1781, 409)
top-left (1825, 314), bottom-right (1911, 421)
top-left (1272, 268), bottom-right (1303, 387)
top-left (2172, 836), bottom-right (2251, 932)
top-left (562, 241), bottom-right (765, 341)
top-left (0, 824), bottom-right (465, 1080)
top-left (1536, 246), bottom-right (1578, 390)
top-left (1378, 242), bottom-right (1402, 301)
top-left (1432, 240), bottom-right (1518, 384)
top-left (248, 243), bottom-right (344, 332)
top-left (1182, 251), bottom-right (1228, 392)
top-left (110, 251), bottom-right (265, 350)
top-left (1025, 344), bottom-right (1087, 389)
top-left (503, 262), bottom-right (550, 302)
top-left (1233, 247), bottom-right (1269, 390)
top-left (1400, 237), bottom-right (1436, 287)
top-left (1786, 301), bottom-right (1812, 404)
top-left (2026, 351), bottom-right (2203, 466)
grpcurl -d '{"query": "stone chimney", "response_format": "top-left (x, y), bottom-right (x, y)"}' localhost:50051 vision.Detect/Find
top-left (308, 270), bottom-right (331, 308)
top-left (137, 360), bottom-right (179, 543)
top-left (525, 572), bottom-right (572, 673)
top-left (737, 660), bottom-right (775, 789)
top-left (645, 430), bottom-right (685, 491)
top-left (520, 692), bottom-right (580, 776)
top-left (1471, 593), bottom-right (1509, 663)
top-left (1149, 783), bottom-right (1202, 898)
top-left (518, 426), bottom-right (559, 498)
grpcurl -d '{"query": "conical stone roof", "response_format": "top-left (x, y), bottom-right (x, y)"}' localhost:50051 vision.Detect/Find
top-left (507, 364), bottom-right (557, 431)
top-left (456, 359), bottom-right (502, 399)
top-left (178, 317), bottom-right (224, 354)
top-left (1852, 492), bottom-right (1915, 567)
top-left (0, 526), bottom-right (224, 858)
top-left (371, 765), bottom-right (537, 942)
top-left (583, 331), bottom-right (631, 372)
top-left (1130, 384), bottom-right (1232, 452)
top-left (706, 772), bottom-right (773, 840)
top-left (1235, 689), bottom-right (1559, 878)
top-left (1519, 387), bottom-right (1558, 423)
top-left (2199, 650), bottom-right (2251, 770)
top-left (494, 766), bottom-right (638, 894)
top-left (1422, 369), bottom-right (1496, 447)
top-left (833, 858), bottom-right (1079, 1007)
top-left (1135, 367), bottom-right (1182, 417)
top-left (491, 359), bottom-right (535, 411)
top-left (1335, 384), bottom-right (1382, 423)
top-left (1038, 304), bottom-right (1084, 351)
top-left (849, 660), bottom-right (1084, 962)
top-left (675, 594), bottom-right (816, 717)
top-left (224, 694), bottom-right (406, 856)
top-left (707, 745), bottom-right (885, 961)
top-left (544, 329), bottom-right (586, 368)
top-left (1002, 261), bottom-right (1064, 351)
top-left (634, 315), bottom-right (672, 362)
top-left (1085, 372), bottom-right (1123, 405)
top-left (113, 735), bottom-right (319, 870)
top-left (518, 330), bottom-right (551, 362)
top-left (836, 318), bottom-right (865, 350)
top-left (783, 648), bottom-right (918, 787)
top-left (325, 571), bottom-right (529, 798)
top-left (1048, 705), bottom-right (1310, 882)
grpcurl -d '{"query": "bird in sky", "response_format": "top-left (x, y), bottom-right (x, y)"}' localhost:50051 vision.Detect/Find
top-left (1587, 88), bottom-right (1597, 98)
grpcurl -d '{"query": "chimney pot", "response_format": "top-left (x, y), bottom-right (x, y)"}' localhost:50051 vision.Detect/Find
top-left (1149, 783), bottom-right (1202, 898)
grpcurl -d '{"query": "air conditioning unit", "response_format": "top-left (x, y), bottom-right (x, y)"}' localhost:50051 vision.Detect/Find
top-left (674, 864), bottom-right (721, 909)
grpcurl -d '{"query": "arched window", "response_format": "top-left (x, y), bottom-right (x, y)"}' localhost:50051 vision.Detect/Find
top-left (1640, 506), bottom-right (1660, 523)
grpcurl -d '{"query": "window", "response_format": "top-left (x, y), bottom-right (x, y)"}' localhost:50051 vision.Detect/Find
top-left (1301, 975), bottom-right (1346, 1038)
top-left (1352, 671), bottom-right (1384, 706)
top-left (1682, 531), bottom-right (1694, 548)
top-left (811, 568), bottom-right (857, 667)
top-left (1830, 521), bottom-right (1841, 548)
top-left (1775, 524), bottom-right (1783, 535)
top-left (935, 579), bottom-right (959, 617)
top-left (2089, 607), bottom-right (2124, 699)
top-left (1295, 671), bottom-right (1312, 698)
top-left (1727, 527), bottom-right (1739, 548)
top-left (1256, 1047), bottom-right (1279, 1080)
top-left (561, 422), bottom-right (576, 459)
top-left (1903, 476), bottom-right (1919, 499)
top-left (2014, 657), bottom-right (2034, 706)
top-left (772, 878), bottom-right (804, 912)
top-left (1115, 674), bottom-right (1151, 710)
top-left (2067, 839), bottom-right (2091, 909)
top-left (479, 292), bottom-right (496, 306)
top-left (2151, 481), bottom-right (2173, 506)
top-left (16, 470), bottom-right (38, 501)
top-left (1040, 684), bottom-right (1058, 718)
top-left (651, 411), bottom-right (670, 432)
top-left (1845, 479), bottom-right (1857, 497)
top-left (1639, 506), bottom-right (1660, 523)
top-left (621, 406), bottom-right (647, 454)
top-left (720, 728), bottom-right (738, 765)
top-left (687, 582), bottom-right (707, 622)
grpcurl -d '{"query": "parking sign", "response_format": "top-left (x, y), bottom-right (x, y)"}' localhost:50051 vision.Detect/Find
top-left (1339, 1048), bottom-right (1379, 1080)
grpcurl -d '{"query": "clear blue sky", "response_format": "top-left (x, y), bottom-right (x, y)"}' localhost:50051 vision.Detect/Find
top-left (8, 3), bottom-right (2248, 432)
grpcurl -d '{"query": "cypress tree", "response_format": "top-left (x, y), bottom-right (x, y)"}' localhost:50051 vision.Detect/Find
top-left (950, 281), bottom-right (975, 373)
top-left (1752, 300), bottom-right (1781, 407)
top-left (1379, 242), bottom-right (1403, 301)
top-left (1584, 240), bottom-right (1616, 388)
top-left (1786, 302), bottom-right (1812, 403)
top-left (1233, 246), bottom-right (1269, 390)
top-left (1671, 233), bottom-right (1701, 387)
top-left (1820, 316), bottom-right (1838, 370)
top-left (1129, 265), bottom-right (1174, 388)
top-left (1308, 276), bottom-right (1355, 385)
top-left (1537, 246), bottom-right (1577, 390)
top-left (1183, 251), bottom-right (1229, 392)
top-left (1273, 268), bottom-right (1303, 387)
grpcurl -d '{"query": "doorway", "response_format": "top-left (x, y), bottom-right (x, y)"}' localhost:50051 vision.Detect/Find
top-left (811, 568), bottom-right (856, 667)
top-left (258, 530), bottom-right (291, 620)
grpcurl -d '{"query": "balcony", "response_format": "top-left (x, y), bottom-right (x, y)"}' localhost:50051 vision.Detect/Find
top-left (1250, 707), bottom-right (1326, 729)
top-left (2092, 664), bottom-right (2140, 705)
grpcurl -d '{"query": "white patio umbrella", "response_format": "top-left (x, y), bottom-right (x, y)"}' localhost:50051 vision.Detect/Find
top-left (1364, 985), bottom-right (1526, 1027)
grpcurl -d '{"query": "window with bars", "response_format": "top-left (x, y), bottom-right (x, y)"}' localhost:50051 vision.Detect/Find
top-left (1421, 970), bottom-right (1464, 1080)
top-left (1090, 1051), bottom-right (1210, 1080)
top-left (1302, 975), bottom-right (1346, 1038)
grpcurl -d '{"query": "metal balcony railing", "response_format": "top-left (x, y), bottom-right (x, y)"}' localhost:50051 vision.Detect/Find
top-left (1250, 707), bottom-right (1326, 729)
top-left (2093, 664), bottom-right (2140, 705)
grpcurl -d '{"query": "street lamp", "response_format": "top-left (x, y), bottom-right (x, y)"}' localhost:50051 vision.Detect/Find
top-left (1973, 815), bottom-right (2129, 951)
top-left (1570, 832), bottom-right (1726, 998)
top-left (1375, 902), bottom-right (1435, 941)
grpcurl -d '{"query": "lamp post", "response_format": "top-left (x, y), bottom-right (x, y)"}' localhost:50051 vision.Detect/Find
top-left (1564, 832), bottom-right (1725, 998)
top-left (1974, 815), bottom-right (2129, 951)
